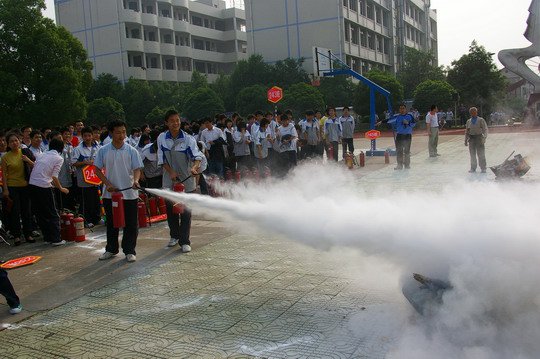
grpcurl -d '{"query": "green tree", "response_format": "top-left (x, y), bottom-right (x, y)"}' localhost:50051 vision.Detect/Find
top-left (121, 79), bottom-right (156, 124)
top-left (211, 73), bottom-right (234, 111)
top-left (398, 48), bottom-right (445, 98)
top-left (413, 80), bottom-right (456, 113)
top-left (229, 54), bottom-right (272, 98)
top-left (87, 97), bottom-right (125, 123)
top-left (235, 84), bottom-right (270, 116)
top-left (145, 106), bottom-right (167, 124)
top-left (282, 83), bottom-right (325, 117)
top-left (0, 0), bottom-right (93, 127)
top-left (150, 81), bottom-right (187, 111)
top-left (190, 71), bottom-right (208, 90)
top-left (271, 58), bottom-right (310, 90)
top-left (354, 70), bottom-right (404, 117)
top-left (183, 87), bottom-right (225, 121)
top-left (87, 73), bottom-right (123, 102)
top-left (447, 41), bottom-right (506, 114)
top-left (318, 76), bottom-right (355, 108)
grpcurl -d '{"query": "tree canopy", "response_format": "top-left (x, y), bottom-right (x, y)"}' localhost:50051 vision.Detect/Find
top-left (398, 48), bottom-right (445, 98)
top-left (236, 84), bottom-right (271, 115)
top-left (87, 97), bottom-right (125, 123)
top-left (447, 41), bottom-right (506, 114)
top-left (354, 70), bottom-right (404, 116)
top-left (183, 87), bottom-right (225, 121)
top-left (413, 80), bottom-right (456, 113)
top-left (282, 83), bottom-right (325, 116)
top-left (0, 0), bottom-right (93, 128)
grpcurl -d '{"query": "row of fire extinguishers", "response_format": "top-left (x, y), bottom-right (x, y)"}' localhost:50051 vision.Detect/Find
top-left (111, 180), bottom-right (187, 229)
top-left (333, 148), bottom-right (391, 170)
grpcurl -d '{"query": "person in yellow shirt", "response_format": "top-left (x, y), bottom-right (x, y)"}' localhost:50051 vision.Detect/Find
top-left (316, 110), bottom-right (328, 157)
top-left (1, 133), bottom-right (35, 246)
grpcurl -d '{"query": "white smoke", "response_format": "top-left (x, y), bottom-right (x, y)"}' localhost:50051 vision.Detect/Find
top-left (148, 163), bottom-right (540, 358)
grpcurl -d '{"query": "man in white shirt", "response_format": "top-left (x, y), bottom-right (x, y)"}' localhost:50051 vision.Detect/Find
top-left (28, 138), bottom-right (69, 246)
top-left (425, 105), bottom-right (440, 157)
top-left (199, 118), bottom-right (227, 178)
top-left (28, 130), bottom-right (43, 159)
top-left (276, 113), bottom-right (298, 175)
top-left (94, 120), bottom-right (143, 263)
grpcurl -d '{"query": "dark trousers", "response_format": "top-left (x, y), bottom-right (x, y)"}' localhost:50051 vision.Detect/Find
top-left (80, 187), bottom-right (101, 225)
top-left (165, 201), bottom-right (191, 245)
top-left (468, 135), bottom-right (486, 171)
top-left (29, 185), bottom-right (61, 243)
top-left (236, 155), bottom-right (250, 170)
top-left (281, 150), bottom-right (297, 174)
top-left (303, 145), bottom-right (319, 159)
top-left (198, 175), bottom-right (208, 195)
top-left (6, 186), bottom-right (32, 239)
top-left (55, 186), bottom-right (75, 212)
top-left (395, 134), bottom-right (412, 168)
top-left (330, 141), bottom-right (339, 162)
top-left (342, 138), bottom-right (354, 158)
top-left (145, 176), bottom-right (163, 189)
top-left (256, 157), bottom-right (268, 173)
top-left (0, 268), bottom-right (20, 308)
top-left (103, 198), bottom-right (138, 255)
top-left (208, 160), bottom-right (224, 178)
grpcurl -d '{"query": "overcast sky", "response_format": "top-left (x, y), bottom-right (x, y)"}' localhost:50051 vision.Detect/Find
top-left (43, 0), bottom-right (535, 69)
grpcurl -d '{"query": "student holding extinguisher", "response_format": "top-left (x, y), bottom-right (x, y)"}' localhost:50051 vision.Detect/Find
top-left (157, 110), bottom-right (203, 253)
top-left (94, 120), bottom-right (143, 263)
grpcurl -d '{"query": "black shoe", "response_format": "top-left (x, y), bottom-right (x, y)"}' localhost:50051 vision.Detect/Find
top-left (30, 231), bottom-right (41, 238)
top-left (14, 238), bottom-right (21, 246)
top-left (429, 155), bottom-right (437, 158)
top-left (26, 237), bottom-right (36, 244)
top-left (481, 169), bottom-right (486, 173)
top-left (436, 154), bottom-right (441, 156)
top-left (468, 169), bottom-right (476, 173)
top-left (394, 166), bottom-right (403, 170)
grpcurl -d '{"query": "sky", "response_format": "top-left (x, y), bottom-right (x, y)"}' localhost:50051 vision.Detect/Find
top-left (43, 0), bottom-right (535, 69)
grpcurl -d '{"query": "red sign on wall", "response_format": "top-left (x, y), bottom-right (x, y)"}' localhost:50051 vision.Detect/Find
top-left (1, 256), bottom-right (42, 269)
top-left (267, 86), bottom-right (283, 104)
top-left (83, 165), bottom-right (103, 186)
top-left (365, 130), bottom-right (381, 140)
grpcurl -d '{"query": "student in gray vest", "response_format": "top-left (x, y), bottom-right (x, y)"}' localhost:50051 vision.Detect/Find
top-left (465, 107), bottom-right (488, 173)
top-left (339, 106), bottom-right (355, 158)
top-left (158, 110), bottom-right (203, 252)
top-left (324, 107), bottom-right (342, 162)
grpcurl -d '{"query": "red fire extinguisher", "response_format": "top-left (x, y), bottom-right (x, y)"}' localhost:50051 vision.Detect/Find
top-left (225, 169), bottom-right (233, 181)
top-left (234, 170), bottom-right (241, 183)
top-left (139, 192), bottom-right (147, 204)
top-left (157, 197), bottom-right (167, 215)
top-left (252, 168), bottom-right (260, 182)
top-left (328, 145), bottom-right (334, 161)
top-left (72, 216), bottom-right (85, 242)
top-left (111, 192), bottom-right (125, 229)
top-left (359, 151), bottom-right (365, 167)
top-left (137, 201), bottom-right (148, 228)
top-left (148, 197), bottom-right (158, 217)
top-left (173, 182), bottom-right (185, 214)
top-left (61, 213), bottom-right (73, 241)
top-left (384, 150), bottom-right (390, 164)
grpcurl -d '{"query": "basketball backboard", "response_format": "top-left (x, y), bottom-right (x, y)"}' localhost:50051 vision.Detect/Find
top-left (312, 47), bottom-right (333, 77)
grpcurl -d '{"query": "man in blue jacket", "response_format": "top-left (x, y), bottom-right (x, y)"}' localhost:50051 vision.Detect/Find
top-left (393, 104), bottom-right (416, 170)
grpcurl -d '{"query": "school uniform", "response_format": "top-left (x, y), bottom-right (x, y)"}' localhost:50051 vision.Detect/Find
top-left (253, 127), bottom-right (271, 171)
top-left (157, 130), bottom-right (203, 246)
top-left (277, 123), bottom-right (298, 173)
top-left (141, 143), bottom-right (163, 189)
top-left (393, 113), bottom-right (416, 169)
top-left (94, 142), bottom-right (143, 256)
top-left (324, 117), bottom-right (342, 162)
top-left (56, 143), bottom-right (74, 210)
top-left (72, 142), bottom-right (102, 225)
top-left (233, 130), bottom-right (251, 168)
top-left (300, 119), bottom-right (320, 158)
top-left (339, 115), bottom-right (355, 158)
top-left (200, 126), bottom-right (227, 178)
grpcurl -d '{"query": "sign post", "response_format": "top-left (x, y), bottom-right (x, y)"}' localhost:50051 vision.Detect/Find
top-left (268, 86), bottom-right (283, 122)
top-left (83, 165), bottom-right (103, 186)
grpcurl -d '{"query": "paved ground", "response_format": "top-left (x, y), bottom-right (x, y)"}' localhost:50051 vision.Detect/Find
top-left (0, 131), bottom-right (538, 358)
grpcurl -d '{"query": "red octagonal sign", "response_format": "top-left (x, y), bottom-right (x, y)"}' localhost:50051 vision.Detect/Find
top-left (267, 86), bottom-right (283, 104)
top-left (83, 165), bottom-right (103, 186)
top-left (365, 130), bottom-right (381, 140)
top-left (1, 256), bottom-right (42, 269)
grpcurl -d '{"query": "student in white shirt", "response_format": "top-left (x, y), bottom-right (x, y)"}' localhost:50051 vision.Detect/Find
top-left (253, 118), bottom-right (272, 172)
top-left (94, 120), bottom-right (143, 263)
top-left (339, 107), bottom-right (355, 159)
top-left (299, 110), bottom-right (321, 158)
top-left (199, 118), bottom-right (227, 178)
top-left (28, 130), bottom-right (43, 159)
top-left (28, 138), bottom-right (69, 246)
top-left (426, 105), bottom-right (440, 157)
top-left (233, 122), bottom-right (251, 169)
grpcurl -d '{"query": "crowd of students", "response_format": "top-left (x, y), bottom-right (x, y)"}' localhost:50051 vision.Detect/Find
top-left (0, 107), bottom-right (357, 253)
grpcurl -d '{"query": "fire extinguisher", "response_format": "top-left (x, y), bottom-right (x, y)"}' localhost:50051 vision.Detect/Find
top-left (137, 201), bottom-right (148, 228)
top-left (225, 169), bottom-right (233, 181)
top-left (61, 213), bottom-right (73, 241)
top-left (172, 182), bottom-right (185, 214)
top-left (328, 145), bottom-right (334, 161)
top-left (111, 192), bottom-right (125, 229)
top-left (252, 168), bottom-right (260, 182)
top-left (234, 170), bottom-right (241, 183)
top-left (148, 197), bottom-right (158, 217)
top-left (384, 150), bottom-right (390, 164)
top-left (263, 166), bottom-right (271, 179)
top-left (157, 197), bottom-right (167, 215)
top-left (345, 153), bottom-right (353, 169)
top-left (72, 216), bottom-right (85, 242)
top-left (139, 192), bottom-right (147, 204)
top-left (359, 151), bottom-right (365, 167)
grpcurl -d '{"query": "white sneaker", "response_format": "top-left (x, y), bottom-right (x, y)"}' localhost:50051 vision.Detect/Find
top-left (52, 240), bottom-right (66, 247)
top-left (9, 305), bottom-right (22, 314)
top-left (167, 238), bottom-right (179, 247)
top-left (181, 244), bottom-right (191, 253)
top-left (99, 251), bottom-right (116, 260)
top-left (126, 254), bottom-right (136, 262)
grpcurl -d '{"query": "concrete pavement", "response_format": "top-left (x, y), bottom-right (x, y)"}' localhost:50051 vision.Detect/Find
top-left (0, 131), bottom-right (538, 358)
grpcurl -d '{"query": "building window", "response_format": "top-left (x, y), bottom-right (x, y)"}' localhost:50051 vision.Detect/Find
top-left (192, 16), bottom-right (202, 26)
top-left (366, 3), bottom-right (373, 20)
top-left (360, 29), bottom-right (367, 47)
top-left (178, 58), bottom-right (192, 71)
top-left (161, 9), bottom-right (171, 18)
top-left (194, 61), bottom-right (206, 73)
top-left (164, 58), bottom-right (174, 70)
top-left (128, 54), bottom-right (143, 67)
top-left (163, 34), bottom-right (172, 44)
top-left (349, 0), bottom-right (357, 12)
top-left (145, 5), bottom-right (154, 14)
top-left (127, 1), bottom-right (138, 11)
top-left (344, 22), bottom-right (350, 42)
top-left (148, 57), bottom-right (159, 68)
top-left (193, 39), bottom-right (204, 50)
top-left (131, 28), bottom-right (140, 39)
top-left (359, 0), bottom-right (366, 16)
top-left (368, 31), bottom-right (374, 50)
top-left (351, 26), bottom-right (359, 45)
top-left (343, 0), bottom-right (348, 7)
top-left (147, 31), bottom-right (156, 42)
